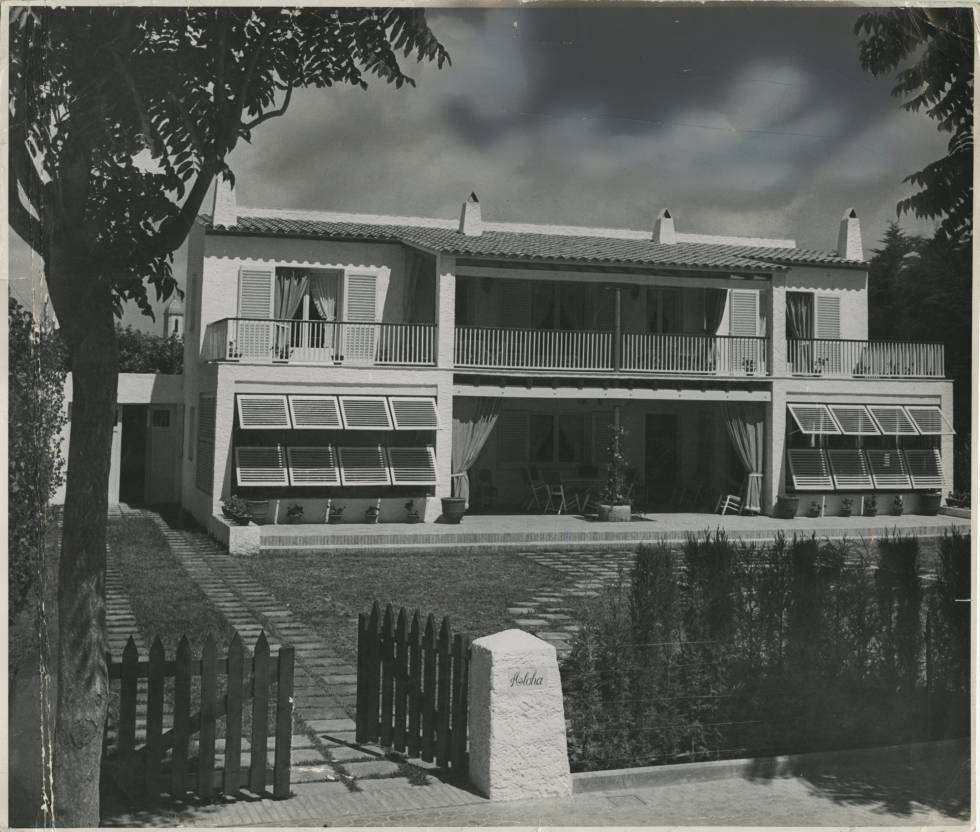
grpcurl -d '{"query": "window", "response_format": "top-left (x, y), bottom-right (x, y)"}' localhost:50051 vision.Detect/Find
top-left (151, 409), bottom-right (170, 428)
top-left (529, 414), bottom-right (587, 464)
top-left (647, 288), bottom-right (682, 333)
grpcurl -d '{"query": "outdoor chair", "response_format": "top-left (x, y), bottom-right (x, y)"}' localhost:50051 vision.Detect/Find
top-left (715, 494), bottom-right (742, 515)
top-left (521, 467), bottom-right (549, 512)
top-left (542, 471), bottom-right (570, 514)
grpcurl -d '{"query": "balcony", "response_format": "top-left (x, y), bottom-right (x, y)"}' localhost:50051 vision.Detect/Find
top-left (203, 318), bottom-right (436, 366)
top-left (454, 327), bottom-right (768, 377)
top-left (786, 339), bottom-right (945, 379)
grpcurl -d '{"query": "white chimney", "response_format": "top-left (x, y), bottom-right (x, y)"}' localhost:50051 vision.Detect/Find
top-left (212, 177), bottom-right (238, 227)
top-left (836, 207), bottom-right (863, 260)
top-left (458, 192), bottom-right (483, 237)
top-left (653, 208), bottom-right (675, 244)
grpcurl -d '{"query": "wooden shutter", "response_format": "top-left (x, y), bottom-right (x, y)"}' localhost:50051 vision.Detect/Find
top-left (827, 450), bottom-right (873, 490)
top-left (904, 449), bottom-right (944, 490)
top-left (389, 397), bottom-right (439, 430)
top-left (904, 406), bottom-right (954, 435)
top-left (786, 449), bottom-right (833, 491)
top-left (344, 273), bottom-right (378, 362)
top-left (828, 405), bottom-right (880, 435)
top-left (238, 268), bottom-right (274, 318)
top-left (866, 450), bottom-right (912, 489)
top-left (787, 404), bottom-right (841, 435)
top-left (288, 395), bottom-right (342, 429)
top-left (339, 446), bottom-right (391, 486)
top-left (237, 394), bottom-right (292, 429)
top-left (339, 396), bottom-right (393, 430)
top-left (287, 446), bottom-right (341, 486)
top-left (497, 412), bottom-right (529, 464)
top-left (196, 395), bottom-right (216, 494)
top-left (235, 445), bottom-right (289, 487)
top-left (386, 446), bottom-right (438, 485)
top-left (868, 405), bottom-right (918, 436)
top-left (729, 290), bottom-right (758, 336)
top-left (815, 295), bottom-right (841, 339)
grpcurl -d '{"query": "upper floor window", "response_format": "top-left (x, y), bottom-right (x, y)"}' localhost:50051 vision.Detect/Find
top-left (647, 288), bottom-right (682, 333)
top-left (276, 268), bottom-right (344, 322)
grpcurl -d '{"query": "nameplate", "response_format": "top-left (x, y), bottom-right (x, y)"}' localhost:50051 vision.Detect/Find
top-left (503, 667), bottom-right (549, 692)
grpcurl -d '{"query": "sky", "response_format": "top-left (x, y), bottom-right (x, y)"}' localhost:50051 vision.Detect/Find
top-left (9, 5), bottom-right (952, 332)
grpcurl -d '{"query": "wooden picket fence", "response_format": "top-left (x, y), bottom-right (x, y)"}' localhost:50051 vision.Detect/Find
top-left (356, 602), bottom-right (470, 773)
top-left (103, 632), bottom-right (294, 803)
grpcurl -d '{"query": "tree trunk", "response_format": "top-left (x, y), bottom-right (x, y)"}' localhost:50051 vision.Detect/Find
top-left (49, 255), bottom-right (119, 827)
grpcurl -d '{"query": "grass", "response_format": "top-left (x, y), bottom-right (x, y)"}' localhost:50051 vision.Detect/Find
top-left (244, 550), bottom-right (566, 664)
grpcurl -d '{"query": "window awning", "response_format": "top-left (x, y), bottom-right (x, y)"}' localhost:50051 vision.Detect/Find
top-left (387, 446), bottom-right (438, 485)
top-left (866, 450), bottom-right (912, 489)
top-left (287, 446), bottom-right (341, 486)
top-left (338, 446), bottom-right (392, 485)
top-left (904, 406), bottom-right (955, 435)
top-left (237, 395), bottom-right (292, 429)
top-left (389, 397), bottom-right (440, 430)
top-left (289, 396), bottom-right (343, 429)
top-left (905, 449), bottom-right (944, 489)
top-left (868, 405), bottom-right (918, 436)
top-left (828, 405), bottom-right (880, 436)
top-left (827, 449), bottom-right (873, 490)
top-left (787, 449), bottom-right (833, 490)
top-left (339, 396), bottom-right (394, 430)
top-left (787, 404), bottom-right (840, 435)
top-left (235, 445), bottom-right (289, 486)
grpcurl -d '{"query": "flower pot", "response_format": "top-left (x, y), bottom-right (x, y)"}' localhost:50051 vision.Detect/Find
top-left (365, 510), bottom-right (380, 524)
top-left (245, 499), bottom-right (270, 525)
top-left (222, 508), bottom-right (250, 526)
top-left (597, 503), bottom-right (631, 522)
top-left (440, 497), bottom-right (467, 524)
top-left (406, 513), bottom-right (421, 524)
top-left (328, 513), bottom-right (344, 525)
top-left (920, 493), bottom-right (942, 516)
top-left (774, 495), bottom-right (799, 519)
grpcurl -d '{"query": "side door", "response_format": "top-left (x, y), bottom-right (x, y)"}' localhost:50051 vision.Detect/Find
top-left (145, 406), bottom-right (178, 504)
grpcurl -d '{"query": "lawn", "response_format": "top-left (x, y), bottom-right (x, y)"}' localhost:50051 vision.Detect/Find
top-left (244, 550), bottom-right (566, 664)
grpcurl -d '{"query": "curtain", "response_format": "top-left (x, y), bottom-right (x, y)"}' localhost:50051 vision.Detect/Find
top-left (723, 402), bottom-right (765, 514)
top-left (403, 249), bottom-right (435, 323)
top-left (451, 398), bottom-right (502, 505)
top-left (275, 269), bottom-right (310, 319)
top-left (703, 289), bottom-right (726, 334)
top-left (786, 292), bottom-right (813, 339)
top-left (309, 272), bottom-right (340, 321)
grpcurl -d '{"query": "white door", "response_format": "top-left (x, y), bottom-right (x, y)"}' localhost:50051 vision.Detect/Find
top-left (145, 407), bottom-right (178, 504)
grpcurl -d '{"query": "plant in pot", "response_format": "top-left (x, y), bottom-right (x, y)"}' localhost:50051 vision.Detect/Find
top-left (405, 499), bottom-right (421, 524)
top-left (920, 490), bottom-right (942, 516)
top-left (221, 495), bottom-right (252, 526)
top-left (774, 494), bottom-right (800, 519)
top-left (597, 424), bottom-right (632, 522)
top-left (863, 495), bottom-right (878, 517)
top-left (839, 497), bottom-right (853, 518)
top-left (328, 503), bottom-right (345, 524)
top-left (807, 500), bottom-right (821, 518)
top-left (286, 503), bottom-right (304, 524)
top-left (365, 503), bottom-right (381, 524)
top-left (245, 498), bottom-right (270, 525)
top-left (892, 494), bottom-right (904, 516)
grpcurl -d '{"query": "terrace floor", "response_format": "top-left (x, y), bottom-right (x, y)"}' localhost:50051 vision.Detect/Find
top-left (259, 509), bottom-right (970, 553)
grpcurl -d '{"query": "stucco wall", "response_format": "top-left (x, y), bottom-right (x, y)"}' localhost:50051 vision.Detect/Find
top-left (784, 265), bottom-right (868, 341)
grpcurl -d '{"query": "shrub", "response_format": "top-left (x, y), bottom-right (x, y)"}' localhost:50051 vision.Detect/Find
top-left (599, 424), bottom-right (629, 505)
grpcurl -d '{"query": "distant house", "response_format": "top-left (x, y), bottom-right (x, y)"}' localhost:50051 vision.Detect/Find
top-left (55, 182), bottom-right (955, 532)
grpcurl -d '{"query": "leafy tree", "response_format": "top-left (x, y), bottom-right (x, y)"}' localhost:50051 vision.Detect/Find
top-left (866, 221), bottom-right (917, 340)
top-left (9, 8), bottom-right (448, 823)
top-left (855, 9), bottom-right (973, 244)
top-left (116, 325), bottom-right (183, 374)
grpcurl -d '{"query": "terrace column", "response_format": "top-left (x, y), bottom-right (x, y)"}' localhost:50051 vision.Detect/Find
top-left (613, 287), bottom-right (622, 371)
top-left (767, 273), bottom-right (787, 377)
top-left (765, 382), bottom-right (788, 513)
top-left (435, 254), bottom-right (457, 370)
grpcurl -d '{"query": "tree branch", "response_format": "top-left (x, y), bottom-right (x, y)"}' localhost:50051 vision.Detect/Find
top-left (241, 82), bottom-right (293, 132)
top-left (111, 50), bottom-right (157, 153)
top-left (149, 165), bottom-right (217, 255)
top-left (8, 171), bottom-right (44, 251)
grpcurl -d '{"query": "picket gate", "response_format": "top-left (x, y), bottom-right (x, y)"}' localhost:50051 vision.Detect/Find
top-left (103, 632), bottom-right (294, 803)
top-left (356, 602), bottom-right (470, 773)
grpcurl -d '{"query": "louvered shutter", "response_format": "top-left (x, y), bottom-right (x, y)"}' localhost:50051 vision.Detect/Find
top-left (827, 450), bottom-right (873, 490)
top-left (786, 449), bottom-right (833, 490)
top-left (904, 406), bottom-right (955, 435)
top-left (344, 273), bottom-right (378, 363)
top-left (339, 396), bottom-right (393, 430)
top-left (904, 449), bottom-right (944, 489)
top-left (235, 445), bottom-right (289, 486)
top-left (339, 446), bottom-right (391, 486)
top-left (868, 405), bottom-right (919, 435)
top-left (387, 446), bottom-right (438, 485)
top-left (828, 405), bottom-right (880, 435)
top-left (729, 290), bottom-right (758, 336)
top-left (866, 450), bottom-right (912, 489)
top-left (237, 268), bottom-right (275, 359)
top-left (787, 404), bottom-right (841, 435)
top-left (287, 446), bottom-right (341, 486)
top-left (288, 395), bottom-right (342, 429)
top-left (497, 412), bottom-right (529, 463)
top-left (813, 295), bottom-right (842, 374)
top-left (389, 397), bottom-right (439, 430)
top-left (237, 394), bottom-right (292, 429)
top-left (196, 395), bottom-right (216, 494)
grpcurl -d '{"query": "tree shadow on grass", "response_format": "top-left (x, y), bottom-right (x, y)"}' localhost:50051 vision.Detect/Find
top-left (743, 741), bottom-right (970, 820)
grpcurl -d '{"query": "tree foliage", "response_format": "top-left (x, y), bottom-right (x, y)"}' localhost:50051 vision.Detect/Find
top-left (855, 9), bottom-right (974, 244)
top-left (8, 299), bottom-right (67, 623)
top-left (115, 325), bottom-right (183, 374)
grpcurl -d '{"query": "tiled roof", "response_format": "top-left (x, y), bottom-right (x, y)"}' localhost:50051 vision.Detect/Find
top-left (205, 214), bottom-right (867, 271)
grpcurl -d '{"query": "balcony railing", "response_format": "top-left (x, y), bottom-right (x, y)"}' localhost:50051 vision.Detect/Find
top-left (455, 327), bottom-right (769, 376)
top-left (787, 339), bottom-right (945, 378)
top-left (203, 318), bottom-right (436, 366)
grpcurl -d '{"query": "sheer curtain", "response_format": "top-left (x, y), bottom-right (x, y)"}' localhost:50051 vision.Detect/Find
top-left (786, 292), bottom-right (814, 373)
top-left (703, 288), bottom-right (726, 334)
top-left (451, 398), bottom-right (502, 505)
top-left (275, 269), bottom-right (310, 318)
top-left (723, 402), bottom-right (765, 514)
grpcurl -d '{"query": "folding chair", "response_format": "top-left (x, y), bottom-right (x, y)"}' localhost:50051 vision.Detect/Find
top-left (521, 467), bottom-right (549, 512)
top-left (543, 470), bottom-right (570, 514)
top-left (715, 494), bottom-right (742, 515)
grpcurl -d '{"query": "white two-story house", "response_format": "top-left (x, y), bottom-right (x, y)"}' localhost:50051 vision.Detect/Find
top-left (164, 182), bottom-right (953, 531)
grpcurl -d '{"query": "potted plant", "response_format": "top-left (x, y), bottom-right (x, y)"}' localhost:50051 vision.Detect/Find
top-left (946, 490), bottom-right (970, 509)
top-left (919, 490), bottom-right (942, 516)
top-left (774, 494), bottom-right (800, 519)
top-left (440, 495), bottom-right (467, 524)
top-left (365, 504), bottom-right (381, 524)
top-left (221, 495), bottom-right (252, 526)
top-left (892, 494), bottom-right (904, 516)
top-left (328, 504), bottom-right (345, 524)
top-left (807, 500), bottom-right (821, 518)
top-left (244, 498), bottom-right (270, 525)
top-left (597, 424), bottom-right (632, 522)
top-left (863, 495), bottom-right (878, 517)
top-left (839, 497), bottom-right (853, 518)
top-left (286, 503), bottom-right (304, 524)
top-left (405, 499), bottom-right (421, 524)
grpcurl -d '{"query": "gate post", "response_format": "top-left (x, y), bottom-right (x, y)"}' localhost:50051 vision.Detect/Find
top-left (467, 629), bottom-right (571, 801)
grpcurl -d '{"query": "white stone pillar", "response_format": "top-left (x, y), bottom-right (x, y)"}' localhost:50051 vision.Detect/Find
top-left (468, 629), bottom-right (572, 801)
top-left (767, 273), bottom-right (787, 378)
top-left (435, 254), bottom-right (456, 370)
